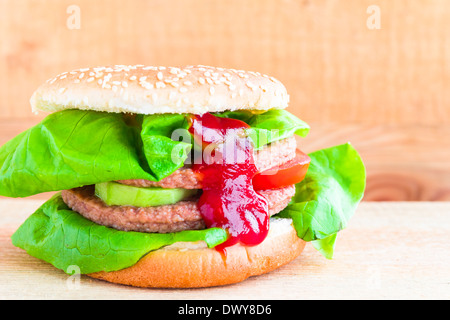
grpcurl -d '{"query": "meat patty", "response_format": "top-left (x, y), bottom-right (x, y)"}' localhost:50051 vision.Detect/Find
top-left (61, 185), bottom-right (295, 234)
top-left (118, 135), bottom-right (297, 189)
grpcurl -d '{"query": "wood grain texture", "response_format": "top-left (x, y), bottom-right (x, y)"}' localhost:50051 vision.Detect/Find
top-left (0, 0), bottom-right (449, 201)
top-left (0, 200), bottom-right (448, 300)
top-left (300, 124), bottom-right (450, 201)
top-left (0, 0), bottom-right (449, 124)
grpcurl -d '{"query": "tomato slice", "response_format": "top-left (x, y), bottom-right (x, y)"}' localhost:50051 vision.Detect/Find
top-left (253, 149), bottom-right (311, 190)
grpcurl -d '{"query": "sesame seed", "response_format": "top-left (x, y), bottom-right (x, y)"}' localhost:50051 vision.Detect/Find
top-left (179, 87), bottom-right (188, 93)
top-left (156, 81), bottom-right (166, 89)
top-left (87, 77), bottom-right (95, 82)
top-left (157, 72), bottom-right (164, 81)
top-left (209, 87), bottom-right (215, 95)
top-left (79, 73), bottom-right (85, 79)
top-left (184, 81), bottom-right (193, 86)
top-left (122, 81), bottom-right (128, 88)
top-left (246, 81), bottom-right (256, 90)
top-left (129, 76), bottom-right (137, 81)
top-left (139, 76), bottom-right (147, 81)
top-left (199, 77), bottom-right (205, 85)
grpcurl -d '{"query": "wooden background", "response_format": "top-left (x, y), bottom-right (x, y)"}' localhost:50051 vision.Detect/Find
top-left (0, 0), bottom-right (449, 200)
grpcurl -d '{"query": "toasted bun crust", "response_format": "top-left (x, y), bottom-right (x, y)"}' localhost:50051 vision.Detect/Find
top-left (88, 218), bottom-right (305, 288)
top-left (31, 65), bottom-right (289, 115)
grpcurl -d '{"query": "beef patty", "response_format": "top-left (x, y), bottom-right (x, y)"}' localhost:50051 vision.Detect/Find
top-left (62, 185), bottom-right (295, 234)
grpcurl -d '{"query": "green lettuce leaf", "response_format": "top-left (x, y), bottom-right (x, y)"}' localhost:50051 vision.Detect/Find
top-left (0, 110), bottom-right (151, 197)
top-left (139, 114), bottom-right (192, 181)
top-left (11, 193), bottom-right (228, 274)
top-left (278, 142), bottom-right (366, 258)
top-left (0, 110), bottom-right (193, 198)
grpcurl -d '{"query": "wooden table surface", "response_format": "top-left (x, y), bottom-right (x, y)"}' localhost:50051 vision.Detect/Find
top-left (0, 200), bottom-right (448, 300)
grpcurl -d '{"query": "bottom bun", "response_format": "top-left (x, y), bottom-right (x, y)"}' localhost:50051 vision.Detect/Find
top-left (88, 218), bottom-right (305, 288)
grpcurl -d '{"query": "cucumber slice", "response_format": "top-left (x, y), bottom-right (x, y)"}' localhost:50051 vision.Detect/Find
top-left (95, 182), bottom-right (198, 207)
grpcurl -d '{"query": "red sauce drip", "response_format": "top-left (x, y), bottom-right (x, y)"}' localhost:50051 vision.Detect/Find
top-left (189, 113), bottom-right (269, 253)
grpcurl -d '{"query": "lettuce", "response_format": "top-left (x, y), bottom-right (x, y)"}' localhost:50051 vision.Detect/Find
top-left (11, 193), bottom-right (228, 274)
top-left (11, 143), bottom-right (365, 273)
top-left (278, 143), bottom-right (366, 258)
top-left (0, 109), bottom-right (309, 197)
top-left (0, 110), bottom-right (172, 197)
top-left (139, 114), bottom-right (192, 181)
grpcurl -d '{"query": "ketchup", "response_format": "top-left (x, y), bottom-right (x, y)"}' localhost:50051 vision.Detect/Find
top-left (189, 113), bottom-right (269, 253)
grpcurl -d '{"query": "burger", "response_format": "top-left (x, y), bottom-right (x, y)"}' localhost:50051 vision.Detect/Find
top-left (0, 65), bottom-right (365, 288)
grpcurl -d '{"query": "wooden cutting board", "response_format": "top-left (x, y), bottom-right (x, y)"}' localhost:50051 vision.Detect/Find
top-left (0, 200), bottom-right (448, 300)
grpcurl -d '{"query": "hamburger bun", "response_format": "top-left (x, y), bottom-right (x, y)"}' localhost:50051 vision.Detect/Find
top-left (88, 218), bottom-right (305, 288)
top-left (31, 65), bottom-right (289, 115)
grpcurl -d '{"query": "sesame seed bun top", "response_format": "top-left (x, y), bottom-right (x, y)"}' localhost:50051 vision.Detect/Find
top-left (30, 65), bottom-right (290, 115)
